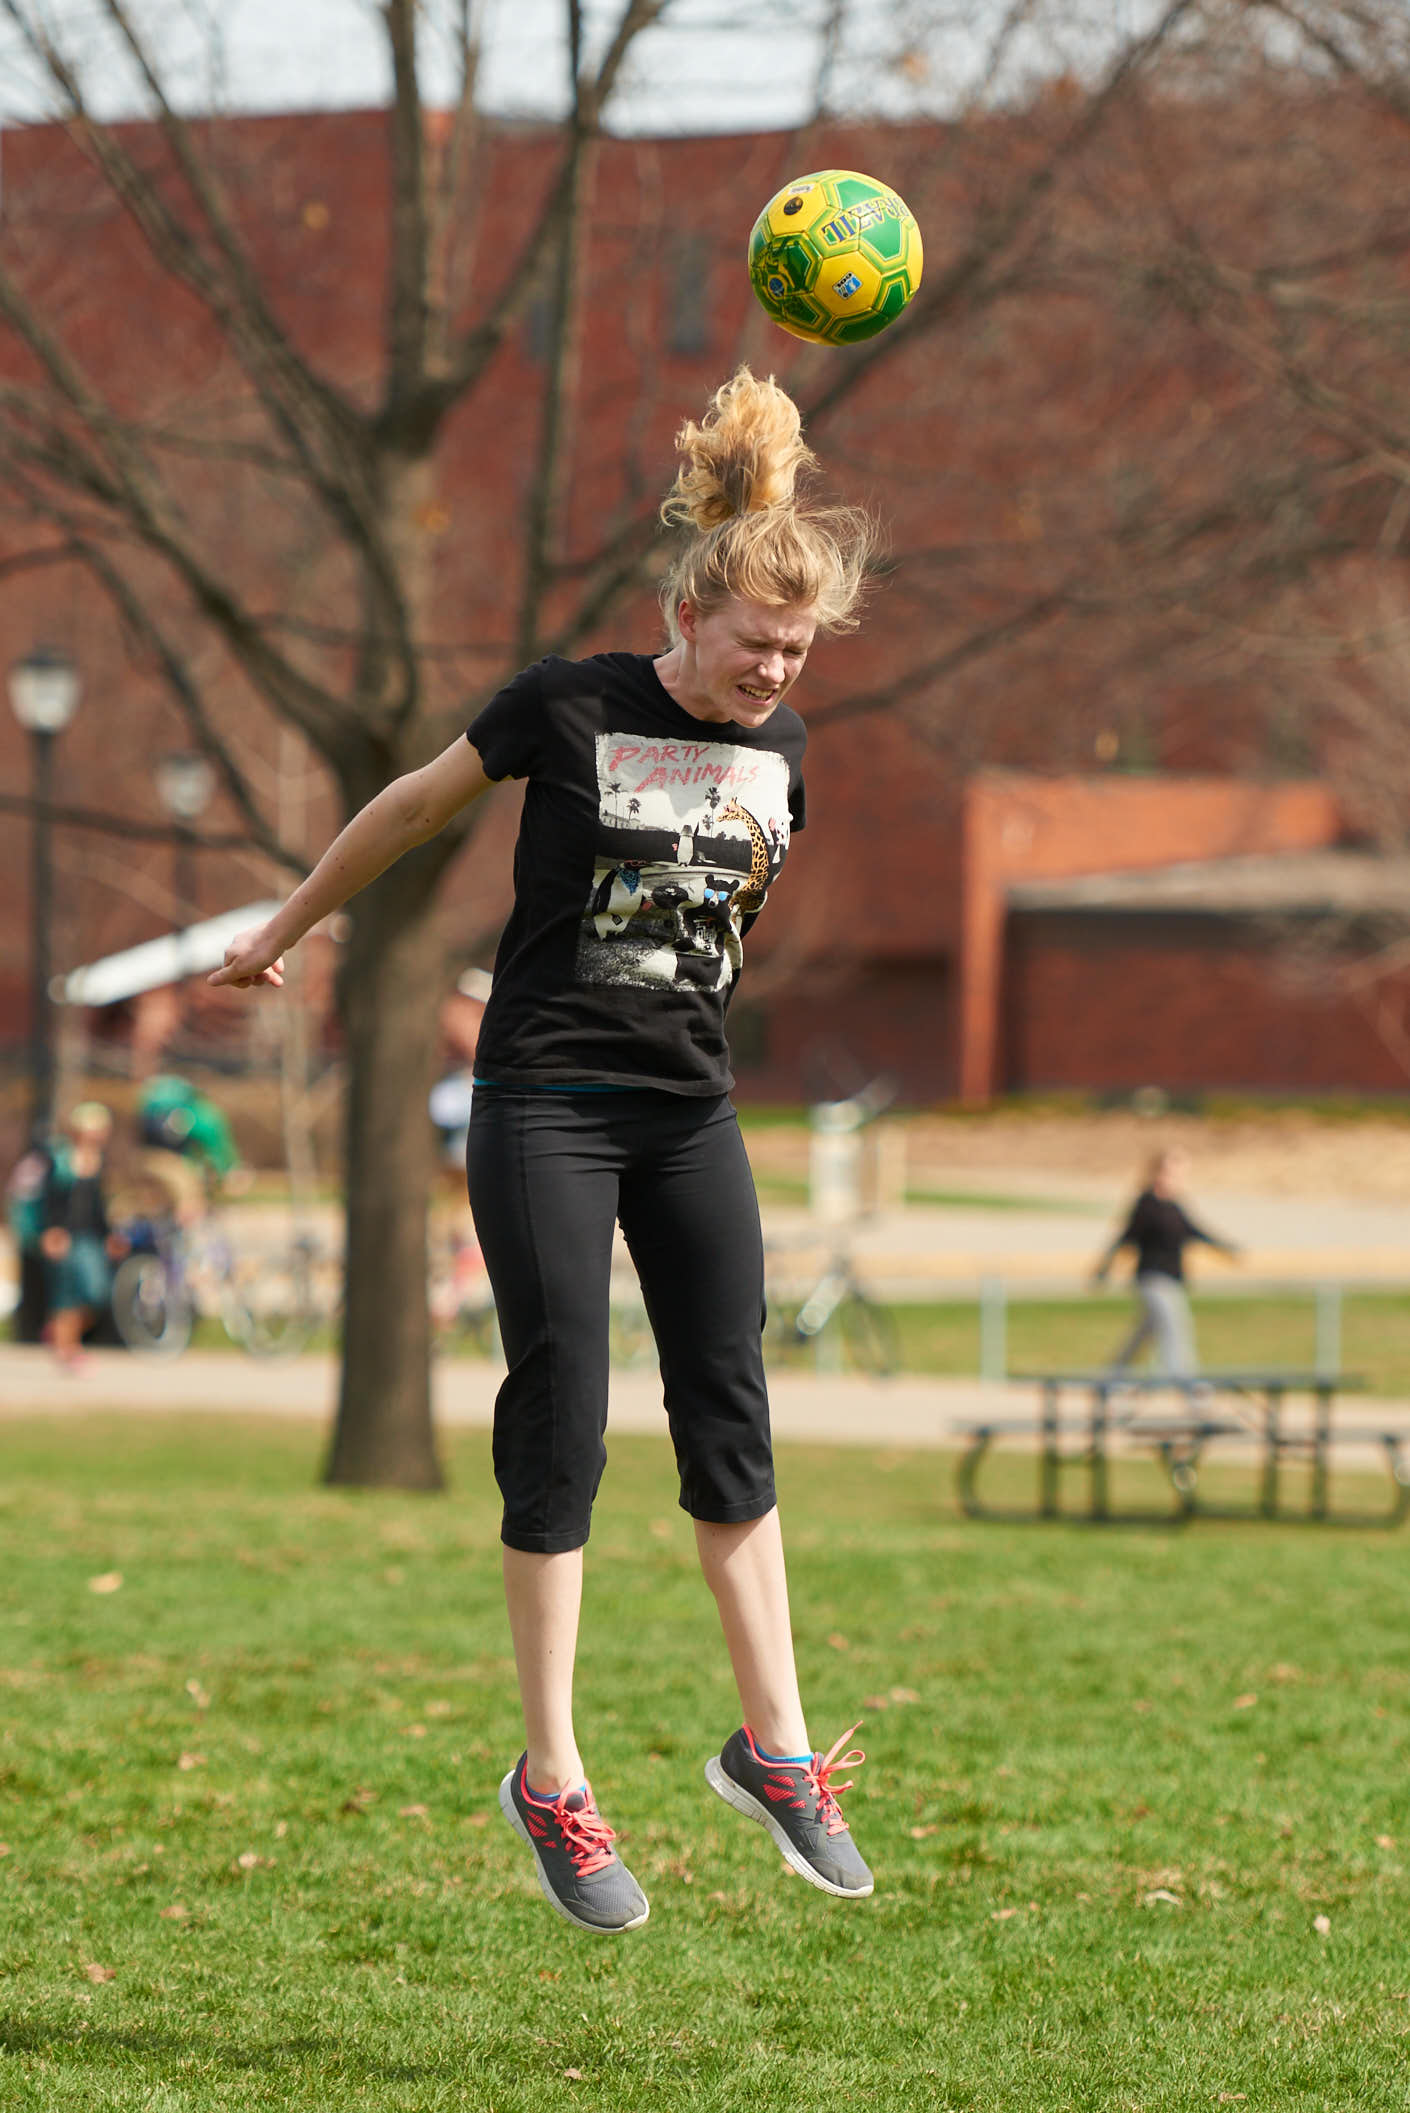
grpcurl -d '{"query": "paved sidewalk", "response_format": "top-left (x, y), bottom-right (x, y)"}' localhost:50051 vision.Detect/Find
top-left (0, 1341), bottom-right (982, 1446)
top-left (3, 1344), bottom-right (1408, 1471)
top-left (6, 1181), bottom-right (1406, 1317)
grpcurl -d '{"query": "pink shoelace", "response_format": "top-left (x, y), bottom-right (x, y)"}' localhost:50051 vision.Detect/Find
top-left (803, 1722), bottom-right (866, 1836)
top-left (556, 1790), bottom-right (618, 1877)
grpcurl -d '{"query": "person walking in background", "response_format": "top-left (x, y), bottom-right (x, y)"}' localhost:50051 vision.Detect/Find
top-left (1092, 1147), bottom-right (1240, 1377)
top-left (209, 366), bottom-right (877, 1935)
top-left (36, 1103), bottom-right (128, 1371)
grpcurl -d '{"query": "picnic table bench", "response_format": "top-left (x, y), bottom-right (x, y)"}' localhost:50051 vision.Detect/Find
top-left (955, 1369), bottom-right (1410, 1527)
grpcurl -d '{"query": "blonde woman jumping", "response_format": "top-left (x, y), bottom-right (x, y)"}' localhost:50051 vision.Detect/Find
top-left (212, 368), bottom-right (876, 1934)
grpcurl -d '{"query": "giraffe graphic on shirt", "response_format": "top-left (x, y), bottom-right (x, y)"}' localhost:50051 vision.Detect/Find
top-left (718, 798), bottom-right (772, 913)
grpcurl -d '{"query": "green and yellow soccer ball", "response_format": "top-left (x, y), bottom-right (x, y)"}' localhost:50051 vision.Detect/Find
top-left (748, 169), bottom-right (923, 346)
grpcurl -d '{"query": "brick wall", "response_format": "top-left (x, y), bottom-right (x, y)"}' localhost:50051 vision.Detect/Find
top-left (1004, 911), bottom-right (1410, 1094)
top-left (730, 957), bottom-right (954, 1105)
top-left (959, 775), bottom-right (1344, 1102)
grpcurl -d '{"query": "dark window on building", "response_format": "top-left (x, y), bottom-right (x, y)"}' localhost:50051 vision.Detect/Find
top-left (668, 235), bottom-right (713, 358)
top-left (524, 292), bottom-right (553, 364)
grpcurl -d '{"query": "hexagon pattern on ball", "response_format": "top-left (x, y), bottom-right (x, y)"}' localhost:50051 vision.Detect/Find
top-left (748, 170), bottom-right (923, 346)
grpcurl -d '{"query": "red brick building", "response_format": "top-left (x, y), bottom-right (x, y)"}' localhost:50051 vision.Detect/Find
top-left (1, 102), bottom-right (1406, 1126)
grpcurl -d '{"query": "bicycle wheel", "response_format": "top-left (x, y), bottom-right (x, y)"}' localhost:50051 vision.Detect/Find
top-left (223, 1248), bottom-right (319, 1358)
top-left (761, 1294), bottom-right (806, 1369)
top-left (609, 1300), bottom-right (655, 1370)
top-left (111, 1253), bottom-right (193, 1356)
top-left (837, 1293), bottom-right (899, 1379)
top-left (462, 1300), bottom-right (503, 1357)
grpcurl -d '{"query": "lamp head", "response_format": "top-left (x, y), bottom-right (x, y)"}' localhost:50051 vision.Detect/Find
top-left (8, 645), bottom-right (80, 734)
top-left (155, 751), bottom-right (217, 822)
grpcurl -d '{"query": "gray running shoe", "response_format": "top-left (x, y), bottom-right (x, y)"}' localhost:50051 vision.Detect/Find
top-left (498, 1755), bottom-right (650, 1934)
top-left (705, 1722), bottom-right (874, 1898)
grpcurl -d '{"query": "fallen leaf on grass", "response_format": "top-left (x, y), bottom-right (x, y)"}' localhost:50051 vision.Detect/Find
top-left (1376, 1835), bottom-right (1395, 1849)
top-left (159, 1904), bottom-right (188, 1921)
top-left (177, 1753), bottom-right (206, 1772)
top-left (0, 1844), bottom-right (9, 1857)
top-left (826, 1633), bottom-right (850, 1652)
top-left (564, 2069), bottom-right (584, 2081)
top-left (88, 1573), bottom-right (122, 1596)
top-left (1218, 2095), bottom-right (1247, 2104)
top-left (185, 1679), bottom-right (210, 1711)
top-left (398, 1804), bottom-right (430, 1821)
top-left (82, 1963), bottom-right (116, 1983)
top-left (1232, 1693), bottom-right (1257, 1711)
top-left (1143, 1889), bottom-right (1182, 1906)
top-left (862, 1695), bottom-right (890, 1711)
top-left (236, 1851), bottom-right (272, 1871)
top-left (403, 1724), bottom-right (428, 1739)
top-left (1313, 1914), bottom-right (1331, 1936)
top-left (991, 1907), bottom-right (1017, 1921)
top-left (464, 1813), bottom-right (488, 1829)
top-left (889, 1687), bottom-right (919, 1705)
top-left (909, 1825), bottom-right (938, 1839)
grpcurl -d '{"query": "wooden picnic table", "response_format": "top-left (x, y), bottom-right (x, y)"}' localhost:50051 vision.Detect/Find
top-left (955, 1368), bottom-right (1410, 1527)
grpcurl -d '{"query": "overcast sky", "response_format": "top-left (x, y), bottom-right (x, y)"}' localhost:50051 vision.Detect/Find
top-left (0, 0), bottom-right (1101, 136)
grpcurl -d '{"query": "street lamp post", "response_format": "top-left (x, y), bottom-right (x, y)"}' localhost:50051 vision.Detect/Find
top-left (154, 751), bottom-right (216, 958)
top-left (8, 645), bottom-right (81, 1141)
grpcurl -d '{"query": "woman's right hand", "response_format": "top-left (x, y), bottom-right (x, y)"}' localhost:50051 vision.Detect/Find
top-left (209, 925), bottom-right (285, 990)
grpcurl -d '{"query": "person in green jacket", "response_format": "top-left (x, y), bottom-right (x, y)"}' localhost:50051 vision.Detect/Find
top-left (135, 1074), bottom-right (242, 1222)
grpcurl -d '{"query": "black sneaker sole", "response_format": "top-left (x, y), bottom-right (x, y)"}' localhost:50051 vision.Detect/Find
top-left (703, 1755), bottom-right (874, 1898)
top-left (497, 1770), bottom-right (650, 1934)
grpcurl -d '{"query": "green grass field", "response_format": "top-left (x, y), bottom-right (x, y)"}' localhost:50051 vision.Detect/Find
top-left (1, 1416), bottom-right (1407, 2111)
top-left (895, 1289), bottom-right (1410, 1392)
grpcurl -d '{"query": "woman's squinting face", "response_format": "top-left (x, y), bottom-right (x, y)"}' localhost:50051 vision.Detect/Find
top-left (679, 596), bottom-right (817, 726)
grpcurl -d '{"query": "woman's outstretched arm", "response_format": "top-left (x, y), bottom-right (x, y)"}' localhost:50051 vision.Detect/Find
top-left (209, 736), bottom-right (495, 990)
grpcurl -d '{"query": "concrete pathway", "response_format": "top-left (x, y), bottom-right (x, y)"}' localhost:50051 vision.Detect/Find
top-left (3, 1344), bottom-right (1407, 1476)
top-left (4, 1182), bottom-right (1408, 1318)
top-left (765, 1192), bottom-right (1410, 1289)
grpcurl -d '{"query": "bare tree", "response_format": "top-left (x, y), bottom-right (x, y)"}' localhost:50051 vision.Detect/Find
top-left (0, 0), bottom-right (1206, 1483)
top-left (0, 0), bottom-right (679, 1488)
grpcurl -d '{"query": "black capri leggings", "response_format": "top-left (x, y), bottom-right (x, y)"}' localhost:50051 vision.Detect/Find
top-left (467, 1088), bottom-right (775, 1553)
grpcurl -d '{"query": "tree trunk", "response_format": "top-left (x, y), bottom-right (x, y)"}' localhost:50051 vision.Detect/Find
top-left (324, 844), bottom-right (446, 1489)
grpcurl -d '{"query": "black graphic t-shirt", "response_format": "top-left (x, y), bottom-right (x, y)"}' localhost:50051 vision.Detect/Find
top-left (466, 652), bottom-right (806, 1095)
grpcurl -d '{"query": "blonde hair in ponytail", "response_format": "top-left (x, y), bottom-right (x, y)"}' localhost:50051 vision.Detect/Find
top-left (658, 366), bottom-right (878, 640)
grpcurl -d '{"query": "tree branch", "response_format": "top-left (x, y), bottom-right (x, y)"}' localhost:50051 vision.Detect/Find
top-left (383, 0), bottom-right (432, 414)
top-left (0, 348), bottom-right (350, 754)
top-left (0, 788), bottom-right (288, 858)
top-left (430, 0), bottom-right (672, 416)
top-left (1, 1), bottom-right (418, 707)
top-left (798, 0), bottom-right (1202, 437)
top-left (0, 465), bottom-right (310, 875)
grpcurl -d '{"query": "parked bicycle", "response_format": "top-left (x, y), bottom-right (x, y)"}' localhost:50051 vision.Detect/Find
top-left (763, 1243), bottom-right (899, 1378)
top-left (110, 1212), bottom-right (322, 1358)
top-left (429, 1226), bottom-right (501, 1358)
top-left (762, 1056), bottom-right (900, 1378)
